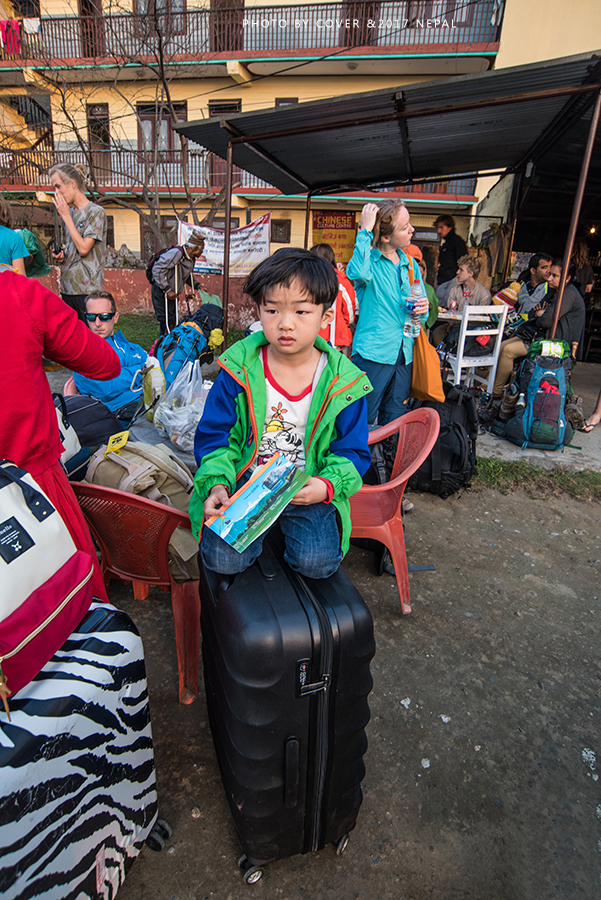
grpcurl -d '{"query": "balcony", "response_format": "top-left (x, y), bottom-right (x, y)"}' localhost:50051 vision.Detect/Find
top-left (0, 147), bottom-right (477, 198)
top-left (1, 0), bottom-right (503, 65)
top-left (0, 147), bottom-right (271, 192)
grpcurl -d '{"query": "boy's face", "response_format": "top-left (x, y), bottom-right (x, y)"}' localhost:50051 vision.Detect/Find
top-left (456, 263), bottom-right (473, 285)
top-left (258, 279), bottom-right (334, 358)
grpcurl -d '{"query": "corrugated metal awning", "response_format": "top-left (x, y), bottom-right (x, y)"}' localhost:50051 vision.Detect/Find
top-left (176, 51), bottom-right (601, 195)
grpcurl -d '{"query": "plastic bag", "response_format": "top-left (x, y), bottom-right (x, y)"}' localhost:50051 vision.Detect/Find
top-left (154, 360), bottom-right (213, 452)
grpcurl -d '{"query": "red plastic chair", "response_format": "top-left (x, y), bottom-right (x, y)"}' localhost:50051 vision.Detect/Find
top-left (63, 376), bottom-right (80, 396)
top-left (73, 482), bottom-right (200, 705)
top-left (349, 408), bottom-right (440, 615)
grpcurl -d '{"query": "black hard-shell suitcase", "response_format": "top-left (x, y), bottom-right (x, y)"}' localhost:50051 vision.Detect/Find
top-left (199, 542), bottom-right (375, 883)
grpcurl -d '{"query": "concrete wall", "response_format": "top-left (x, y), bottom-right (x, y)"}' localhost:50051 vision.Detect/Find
top-left (494, 0), bottom-right (601, 69)
top-left (37, 267), bottom-right (255, 329)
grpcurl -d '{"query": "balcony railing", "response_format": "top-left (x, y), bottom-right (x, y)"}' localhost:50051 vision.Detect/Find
top-left (0, 148), bottom-right (477, 197)
top-left (2, 0), bottom-right (503, 62)
top-left (0, 147), bottom-right (271, 192)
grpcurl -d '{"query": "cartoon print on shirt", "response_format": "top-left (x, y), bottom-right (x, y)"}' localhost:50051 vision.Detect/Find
top-left (257, 407), bottom-right (304, 466)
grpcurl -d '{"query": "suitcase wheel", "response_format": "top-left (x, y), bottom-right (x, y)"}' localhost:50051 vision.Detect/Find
top-left (238, 856), bottom-right (264, 884)
top-left (147, 818), bottom-right (172, 852)
top-left (335, 834), bottom-right (350, 856)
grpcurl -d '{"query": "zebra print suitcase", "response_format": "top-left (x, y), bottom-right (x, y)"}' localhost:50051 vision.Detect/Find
top-left (0, 602), bottom-right (158, 900)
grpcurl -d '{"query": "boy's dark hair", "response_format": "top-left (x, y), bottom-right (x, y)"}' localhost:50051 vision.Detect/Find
top-left (243, 248), bottom-right (338, 310)
top-left (85, 289), bottom-right (117, 314)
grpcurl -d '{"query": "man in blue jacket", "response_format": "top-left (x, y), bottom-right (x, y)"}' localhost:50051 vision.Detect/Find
top-left (73, 289), bottom-right (151, 421)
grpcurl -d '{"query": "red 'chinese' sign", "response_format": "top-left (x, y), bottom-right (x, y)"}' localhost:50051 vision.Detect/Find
top-left (312, 211), bottom-right (356, 264)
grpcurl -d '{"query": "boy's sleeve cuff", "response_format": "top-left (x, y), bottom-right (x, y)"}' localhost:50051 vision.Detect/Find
top-left (315, 477), bottom-right (334, 503)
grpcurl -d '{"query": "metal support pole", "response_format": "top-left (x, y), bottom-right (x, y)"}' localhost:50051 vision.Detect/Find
top-left (222, 139), bottom-right (234, 350)
top-left (501, 173), bottom-right (522, 284)
top-left (304, 193), bottom-right (312, 249)
top-left (550, 88), bottom-right (601, 340)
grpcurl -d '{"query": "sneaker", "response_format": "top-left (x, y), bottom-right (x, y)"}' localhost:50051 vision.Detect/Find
top-left (401, 497), bottom-right (415, 514)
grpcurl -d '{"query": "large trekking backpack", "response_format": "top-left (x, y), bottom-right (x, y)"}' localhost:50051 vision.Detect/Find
top-left (145, 245), bottom-right (183, 284)
top-left (409, 382), bottom-right (478, 498)
top-left (505, 340), bottom-right (573, 451)
top-left (152, 321), bottom-right (208, 388)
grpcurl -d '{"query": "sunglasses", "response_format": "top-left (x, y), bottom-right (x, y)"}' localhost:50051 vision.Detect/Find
top-left (85, 312), bottom-right (115, 322)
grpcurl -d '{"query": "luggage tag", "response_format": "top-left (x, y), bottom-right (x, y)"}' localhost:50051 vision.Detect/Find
top-left (104, 431), bottom-right (129, 458)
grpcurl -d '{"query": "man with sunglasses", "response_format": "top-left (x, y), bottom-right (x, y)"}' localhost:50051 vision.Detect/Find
top-left (73, 290), bottom-right (155, 422)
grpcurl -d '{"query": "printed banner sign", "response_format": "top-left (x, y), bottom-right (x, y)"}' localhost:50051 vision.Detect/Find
top-left (312, 210), bottom-right (356, 264)
top-left (178, 214), bottom-right (271, 277)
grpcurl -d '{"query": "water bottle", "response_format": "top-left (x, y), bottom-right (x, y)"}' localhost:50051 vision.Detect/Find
top-left (404, 279), bottom-right (424, 338)
top-left (516, 392), bottom-right (526, 411)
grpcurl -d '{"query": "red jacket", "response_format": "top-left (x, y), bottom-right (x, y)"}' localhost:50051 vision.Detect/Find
top-left (319, 270), bottom-right (356, 348)
top-left (1, 272), bottom-right (120, 477)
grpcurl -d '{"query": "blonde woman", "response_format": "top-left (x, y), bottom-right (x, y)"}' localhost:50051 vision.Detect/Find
top-left (50, 163), bottom-right (107, 321)
top-left (347, 200), bottom-right (428, 425)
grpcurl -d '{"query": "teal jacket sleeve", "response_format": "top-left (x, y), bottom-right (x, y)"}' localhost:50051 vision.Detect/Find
top-left (346, 229), bottom-right (374, 285)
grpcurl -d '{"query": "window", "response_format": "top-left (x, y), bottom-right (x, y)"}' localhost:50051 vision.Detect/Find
top-left (78, 0), bottom-right (105, 57)
top-left (211, 217), bottom-right (240, 231)
top-left (140, 215), bottom-right (179, 260)
top-left (134, 0), bottom-right (186, 35)
top-left (208, 100), bottom-right (242, 117)
top-left (87, 103), bottom-right (110, 181)
top-left (275, 98), bottom-right (298, 108)
top-left (106, 215), bottom-right (115, 249)
top-left (341, 1), bottom-right (380, 46)
top-left (210, 0), bottom-right (244, 53)
top-left (137, 102), bottom-right (187, 154)
top-left (271, 219), bottom-right (291, 243)
top-left (208, 101), bottom-right (241, 192)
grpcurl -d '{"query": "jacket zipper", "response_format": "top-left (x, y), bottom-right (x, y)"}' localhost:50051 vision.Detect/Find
top-left (0, 564), bottom-right (94, 719)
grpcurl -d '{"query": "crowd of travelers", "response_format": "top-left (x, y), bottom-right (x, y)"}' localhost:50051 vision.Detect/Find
top-left (0, 180), bottom-right (599, 590)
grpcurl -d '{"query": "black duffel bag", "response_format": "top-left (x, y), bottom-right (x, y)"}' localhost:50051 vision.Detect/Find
top-left (56, 395), bottom-right (124, 448)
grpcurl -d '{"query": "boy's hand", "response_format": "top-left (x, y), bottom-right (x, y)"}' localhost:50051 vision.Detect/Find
top-left (360, 202), bottom-right (379, 234)
top-left (203, 484), bottom-right (231, 520)
top-left (290, 477), bottom-right (328, 506)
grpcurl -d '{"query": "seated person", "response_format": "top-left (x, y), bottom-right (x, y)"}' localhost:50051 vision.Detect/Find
top-left (190, 248), bottom-right (372, 579)
top-left (491, 258), bottom-right (585, 401)
top-left (515, 253), bottom-right (552, 314)
top-left (310, 242), bottom-right (355, 354)
top-left (430, 254), bottom-right (491, 347)
top-left (418, 258), bottom-right (439, 330)
top-left (73, 290), bottom-right (151, 422)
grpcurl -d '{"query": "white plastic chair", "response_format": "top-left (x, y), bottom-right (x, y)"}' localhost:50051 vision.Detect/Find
top-left (446, 304), bottom-right (508, 394)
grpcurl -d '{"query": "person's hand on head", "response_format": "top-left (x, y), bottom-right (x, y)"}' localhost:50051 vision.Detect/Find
top-left (360, 203), bottom-right (379, 234)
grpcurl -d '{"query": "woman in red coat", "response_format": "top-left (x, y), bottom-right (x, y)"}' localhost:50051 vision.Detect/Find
top-left (1, 271), bottom-right (120, 600)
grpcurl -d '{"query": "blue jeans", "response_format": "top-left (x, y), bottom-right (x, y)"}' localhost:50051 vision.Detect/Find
top-left (352, 347), bottom-right (413, 426)
top-left (201, 500), bottom-right (343, 579)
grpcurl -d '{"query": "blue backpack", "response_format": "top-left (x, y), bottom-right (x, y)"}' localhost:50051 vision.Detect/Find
top-left (154, 322), bottom-right (207, 388)
top-left (505, 340), bottom-right (572, 451)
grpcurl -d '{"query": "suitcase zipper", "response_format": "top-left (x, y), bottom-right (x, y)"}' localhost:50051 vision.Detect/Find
top-left (296, 578), bottom-right (334, 852)
top-left (0, 564), bottom-right (94, 720)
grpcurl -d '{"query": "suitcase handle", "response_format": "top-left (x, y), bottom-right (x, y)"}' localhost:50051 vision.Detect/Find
top-left (284, 737), bottom-right (300, 809)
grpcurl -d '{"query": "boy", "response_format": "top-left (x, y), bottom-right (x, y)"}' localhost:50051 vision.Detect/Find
top-left (190, 248), bottom-right (372, 579)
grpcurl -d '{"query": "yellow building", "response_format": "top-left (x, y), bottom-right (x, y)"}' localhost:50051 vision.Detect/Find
top-left (1, 0), bottom-right (508, 255)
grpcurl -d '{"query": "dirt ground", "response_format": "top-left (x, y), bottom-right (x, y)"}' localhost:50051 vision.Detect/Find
top-left (112, 486), bottom-right (601, 900)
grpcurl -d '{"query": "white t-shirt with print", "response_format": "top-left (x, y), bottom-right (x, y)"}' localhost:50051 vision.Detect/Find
top-left (256, 346), bottom-right (327, 469)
